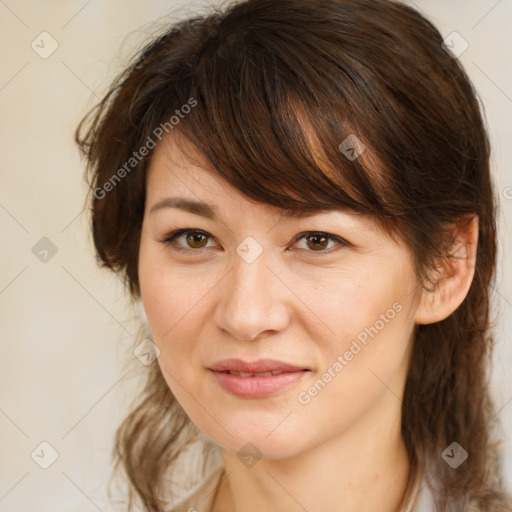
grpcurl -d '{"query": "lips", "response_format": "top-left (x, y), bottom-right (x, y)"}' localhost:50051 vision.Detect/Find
top-left (208, 358), bottom-right (310, 374)
top-left (224, 370), bottom-right (285, 377)
top-left (207, 358), bottom-right (311, 398)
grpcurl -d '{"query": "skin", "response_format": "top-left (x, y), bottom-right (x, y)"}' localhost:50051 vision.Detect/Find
top-left (138, 133), bottom-right (478, 512)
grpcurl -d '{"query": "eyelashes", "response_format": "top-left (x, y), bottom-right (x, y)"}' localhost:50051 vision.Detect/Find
top-left (162, 229), bottom-right (215, 251)
top-left (160, 229), bottom-right (348, 255)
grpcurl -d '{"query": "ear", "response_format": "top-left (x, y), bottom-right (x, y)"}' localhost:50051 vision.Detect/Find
top-left (415, 214), bottom-right (479, 325)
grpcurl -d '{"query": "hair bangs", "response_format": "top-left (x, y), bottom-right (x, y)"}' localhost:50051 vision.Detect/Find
top-left (169, 22), bottom-right (400, 227)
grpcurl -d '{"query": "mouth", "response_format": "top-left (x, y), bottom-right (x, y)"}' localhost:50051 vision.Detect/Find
top-left (221, 370), bottom-right (291, 377)
top-left (207, 358), bottom-right (311, 398)
top-left (208, 358), bottom-right (311, 373)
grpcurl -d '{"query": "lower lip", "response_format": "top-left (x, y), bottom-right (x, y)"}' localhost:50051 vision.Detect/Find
top-left (208, 369), bottom-right (310, 398)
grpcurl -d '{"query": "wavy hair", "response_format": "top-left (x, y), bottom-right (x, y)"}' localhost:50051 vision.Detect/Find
top-left (75, 0), bottom-right (511, 510)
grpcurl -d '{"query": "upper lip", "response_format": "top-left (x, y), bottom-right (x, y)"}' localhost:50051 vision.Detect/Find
top-left (208, 358), bottom-right (310, 373)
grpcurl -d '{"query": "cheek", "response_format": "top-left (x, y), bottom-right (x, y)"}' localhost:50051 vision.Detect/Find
top-left (293, 262), bottom-right (417, 405)
top-left (140, 275), bottom-right (206, 376)
top-left (276, 263), bottom-right (415, 429)
top-left (138, 262), bottom-right (205, 409)
top-left (291, 302), bottom-right (414, 446)
top-left (138, 243), bottom-right (221, 399)
top-left (138, 240), bottom-right (210, 342)
top-left (295, 261), bottom-right (415, 352)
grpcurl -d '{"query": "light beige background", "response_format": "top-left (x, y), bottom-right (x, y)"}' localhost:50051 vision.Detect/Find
top-left (0, 1), bottom-right (511, 510)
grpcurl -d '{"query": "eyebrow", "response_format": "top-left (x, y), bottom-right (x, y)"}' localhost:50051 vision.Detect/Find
top-left (148, 197), bottom-right (333, 220)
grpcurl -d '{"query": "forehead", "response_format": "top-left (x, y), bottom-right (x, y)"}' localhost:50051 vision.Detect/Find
top-left (144, 131), bottom-right (405, 249)
top-left (146, 134), bottom-right (360, 222)
top-left (146, 161), bottom-right (337, 227)
top-left (146, 137), bottom-right (260, 209)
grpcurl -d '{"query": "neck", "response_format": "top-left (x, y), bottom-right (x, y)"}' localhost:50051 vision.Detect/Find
top-left (213, 391), bottom-right (412, 512)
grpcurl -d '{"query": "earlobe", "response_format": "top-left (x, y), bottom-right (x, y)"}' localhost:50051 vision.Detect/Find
top-left (415, 214), bottom-right (479, 325)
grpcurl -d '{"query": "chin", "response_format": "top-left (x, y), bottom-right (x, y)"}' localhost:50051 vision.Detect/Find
top-left (198, 416), bottom-right (311, 461)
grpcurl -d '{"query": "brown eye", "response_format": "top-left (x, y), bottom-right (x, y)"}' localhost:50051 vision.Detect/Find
top-left (293, 232), bottom-right (346, 254)
top-left (185, 232), bottom-right (208, 249)
top-left (162, 229), bottom-right (216, 252)
top-left (305, 234), bottom-right (329, 251)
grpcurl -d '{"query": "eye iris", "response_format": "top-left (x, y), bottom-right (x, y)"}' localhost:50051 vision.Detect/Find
top-left (186, 232), bottom-right (208, 248)
top-left (307, 234), bottom-right (328, 251)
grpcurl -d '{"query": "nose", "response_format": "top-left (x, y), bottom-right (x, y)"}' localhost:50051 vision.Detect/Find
top-left (213, 248), bottom-right (291, 341)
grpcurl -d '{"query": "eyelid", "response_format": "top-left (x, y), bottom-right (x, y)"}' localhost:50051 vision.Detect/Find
top-left (160, 229), bottom-right (349, 253)
top-left (290, 231), bottom-right (348, 253)
top-left (161, 229), bottom-right (218, 251)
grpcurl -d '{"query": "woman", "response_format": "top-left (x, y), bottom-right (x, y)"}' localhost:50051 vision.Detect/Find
top-left (75, 0), bottom-right (511, 510)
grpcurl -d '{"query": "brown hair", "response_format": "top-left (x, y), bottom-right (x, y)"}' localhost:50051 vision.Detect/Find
top-left (75, 0), bottom-right (511, 510)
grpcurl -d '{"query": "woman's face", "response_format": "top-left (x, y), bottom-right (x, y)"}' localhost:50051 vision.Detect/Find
top-left (138, 135), bottom-right (423, 459)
